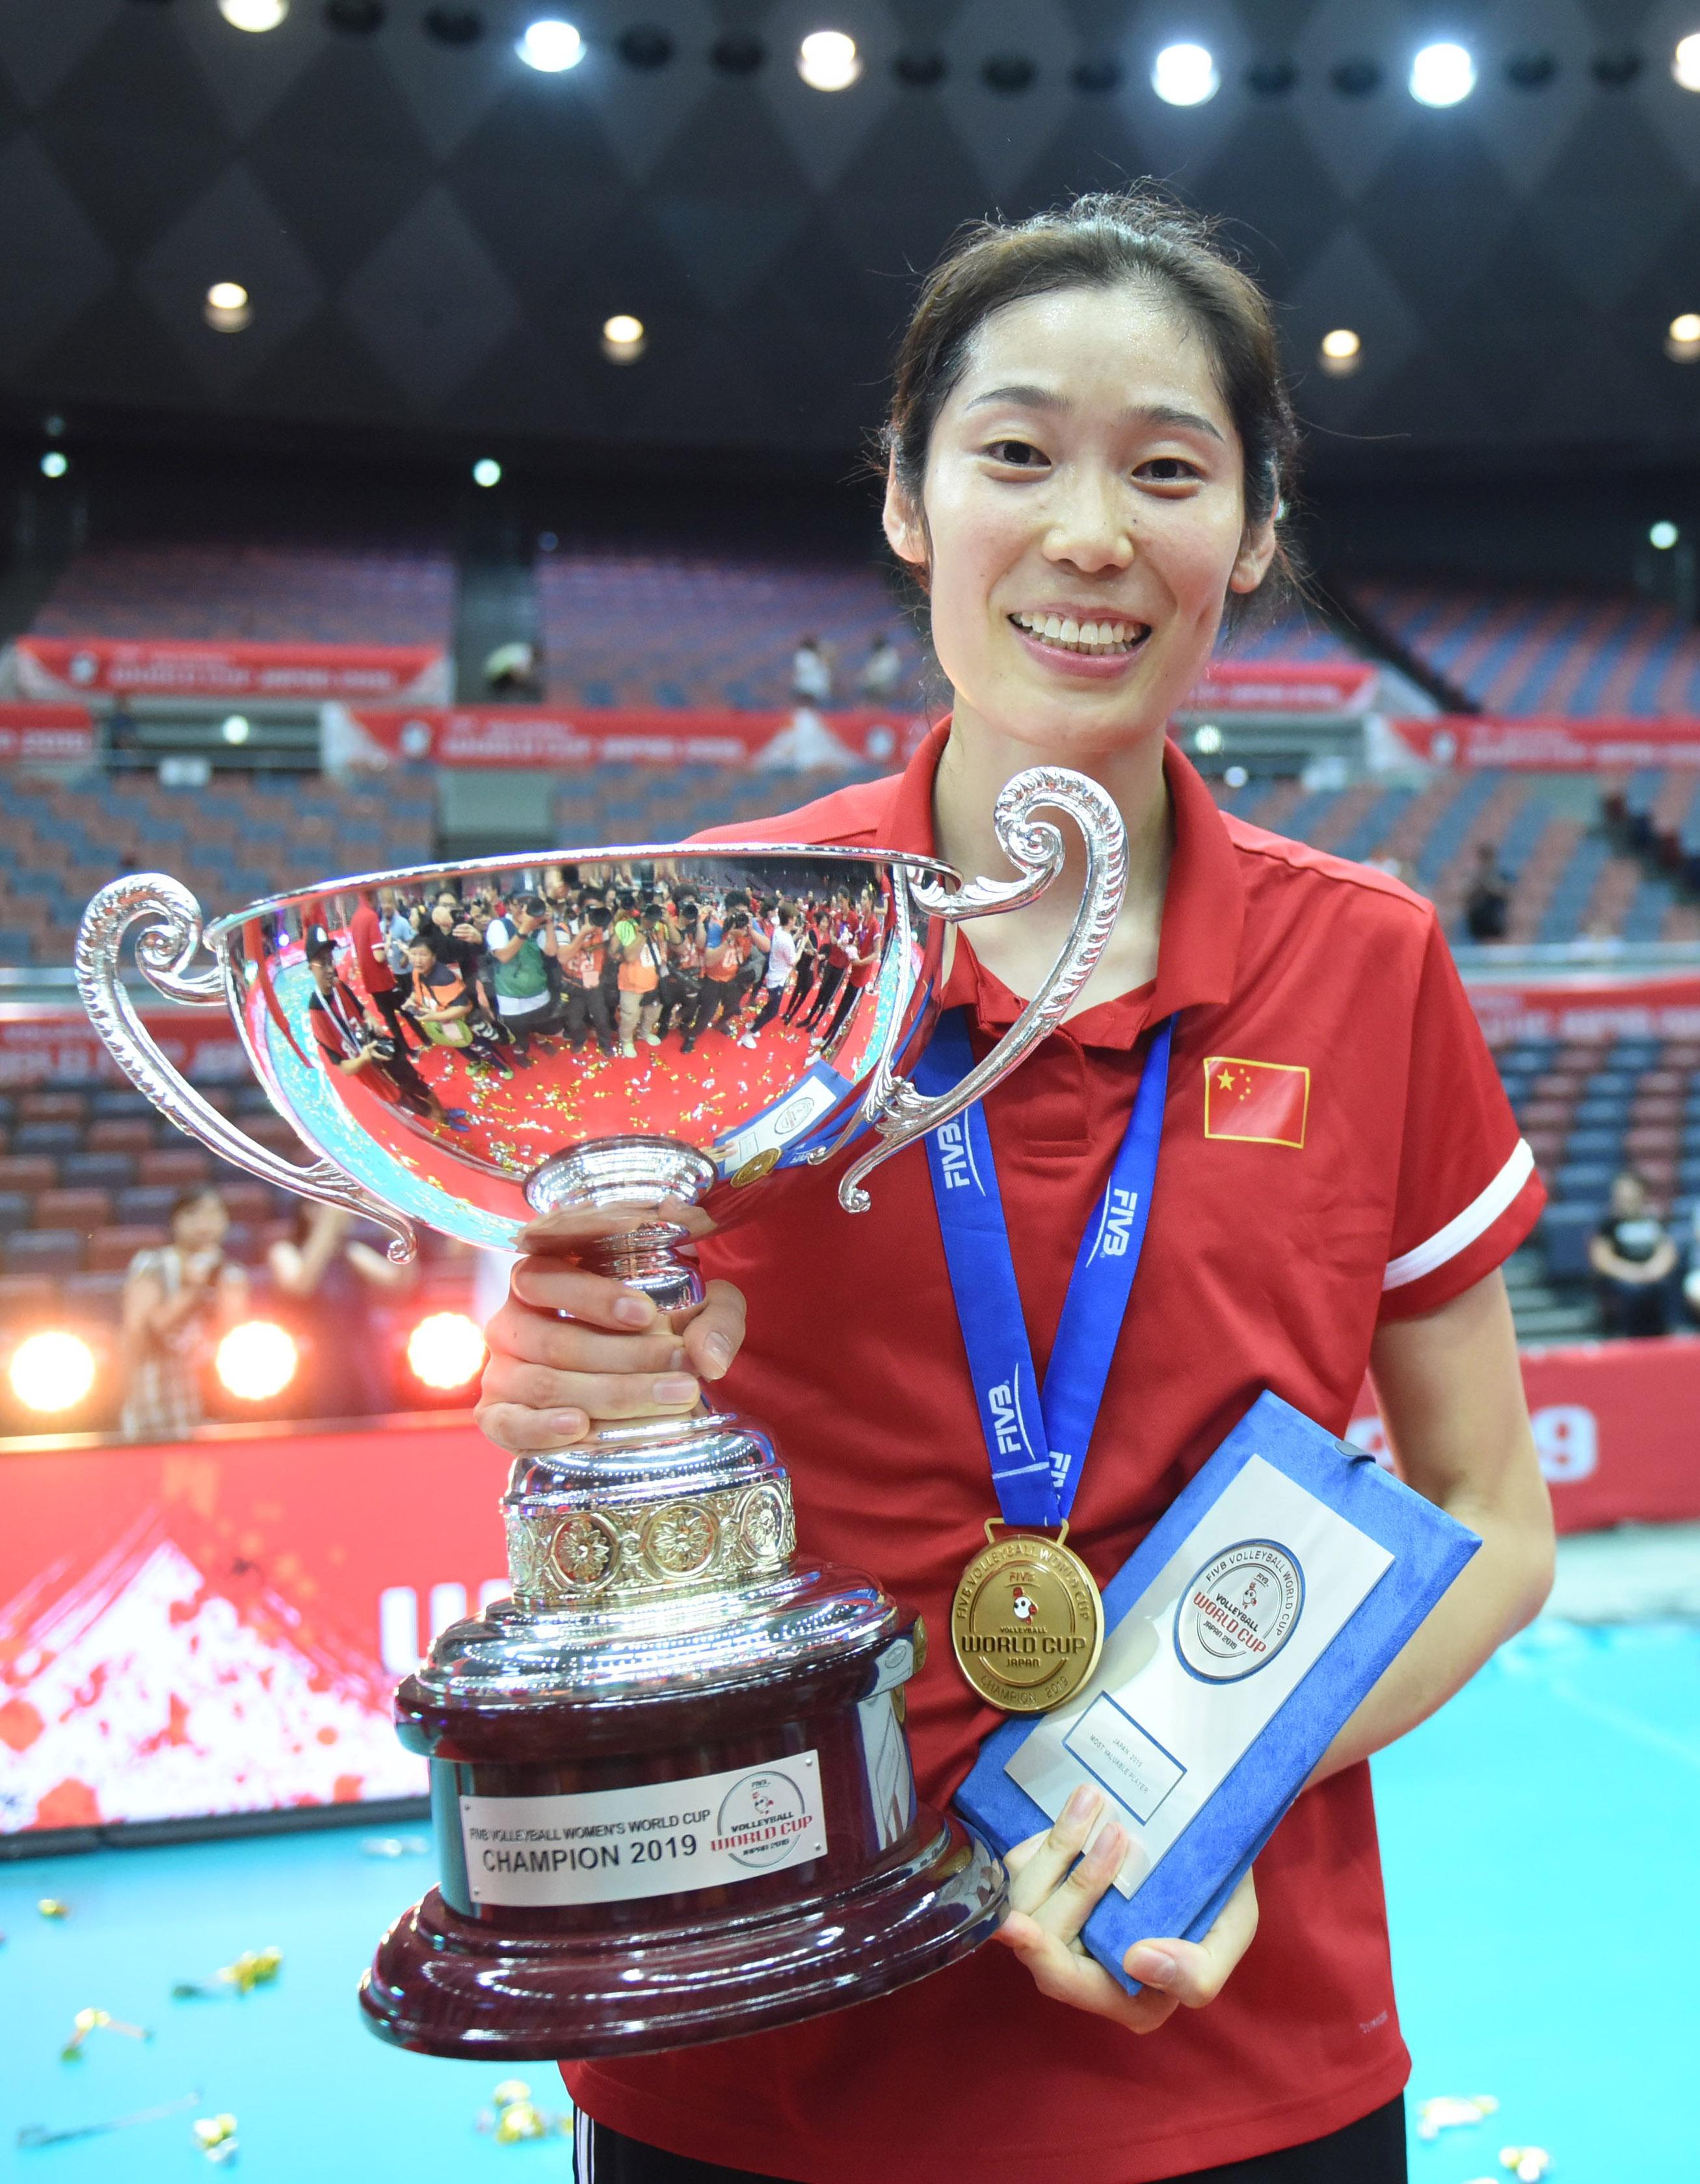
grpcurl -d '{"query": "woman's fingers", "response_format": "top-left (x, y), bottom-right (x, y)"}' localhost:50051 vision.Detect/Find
top-left (1026, 1817), bottom-right (1127, 1945)
top-left (1122, 1867), bottom-right (1259, 2011)
top-left (671, 1281), bottom-right (749, 1381)
top-left (475, 1397), bottom-right (591, 1454)
top-left (509, 1258), bottom-right (663, 1332)
top-left (480, 1347), bottom-right (700, 1424)
top-left (1003, 1785), bottom-right (1105, 1917)
top-left (491, 1299), bottom-right (685, 1379)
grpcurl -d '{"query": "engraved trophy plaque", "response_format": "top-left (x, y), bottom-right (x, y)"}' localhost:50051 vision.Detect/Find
top-left (77, 765), bottom-right (1126, 2059)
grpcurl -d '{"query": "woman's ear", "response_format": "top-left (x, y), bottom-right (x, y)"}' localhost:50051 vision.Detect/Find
top-left (882, 449), bottom-right (928, 573)
top-left (1229, 514), bottom-right (1280, 598)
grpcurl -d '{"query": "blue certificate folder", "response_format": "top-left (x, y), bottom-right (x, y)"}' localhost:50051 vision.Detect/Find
top-left (953, 1391), bottom-right (1480, 1993)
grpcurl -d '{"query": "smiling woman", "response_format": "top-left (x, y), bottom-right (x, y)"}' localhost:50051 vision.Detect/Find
top-left (486, 186), bottom-right (1553, 2184)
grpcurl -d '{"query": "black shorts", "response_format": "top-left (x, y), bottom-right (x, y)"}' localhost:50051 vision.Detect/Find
top-left (574, 2094), bottom-right (1406, 2184)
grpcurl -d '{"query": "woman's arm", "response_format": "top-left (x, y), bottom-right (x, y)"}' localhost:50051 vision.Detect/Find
top-left (1310, 1267), bottom-right (1554, 1784)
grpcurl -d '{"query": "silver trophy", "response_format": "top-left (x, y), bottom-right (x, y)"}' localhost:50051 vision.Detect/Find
top-left (77, 764), bottom-right (1126, 2059)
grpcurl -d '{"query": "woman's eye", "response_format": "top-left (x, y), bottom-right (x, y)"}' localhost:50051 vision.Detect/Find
top-left (985, 439), bottom-right (1046, 467)
top-left (1137, 456), bottom-right (1201, 482)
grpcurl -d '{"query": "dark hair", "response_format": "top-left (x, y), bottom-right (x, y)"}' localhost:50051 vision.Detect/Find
top-left (170, 1185), bottom-right (224, 1225)
top-left (884, 186), bottom-right (1299, 620)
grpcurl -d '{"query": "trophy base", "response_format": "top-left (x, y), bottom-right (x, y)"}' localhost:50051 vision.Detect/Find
top-left (358, 1811), bottom-right (1002, 2060)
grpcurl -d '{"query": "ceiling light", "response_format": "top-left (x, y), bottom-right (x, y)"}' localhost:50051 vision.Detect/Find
top-left (1319, 328), bottom-right (1362, 377)
top-left (1152, 42), bottom-right (1219, 105)
top-left (40, 451), bottom-right (69, 479)
top-left (1650, 521), bottom-right (1680, 551)
top-left (221, 713), bottom-right (252, 744)
top-left (1193, 724), bottom-right (1223, 754)
top-left (1223, 763), bottom-right (1249, 789)
top-left (601, 313), bottom-right (646, 362)
top-left (517, 18), bottom-right (583, 71)
top-left (219, 0), bottom-right (289, 27)
top-left (1410, 42), bottom-right (1474, 105)
top-left (798, 31), bottom-right (860, 90)
top-left (204, 280), bottom-right (251, 332)
top-left (8, 1330), bottom-right (96, 1414)
top-left (472, 458), bottom-right (502, 487)
top-left (1667, 313), bottom-right (1700, 362)
top-left (1677, 35), bottom-right (1700, 89)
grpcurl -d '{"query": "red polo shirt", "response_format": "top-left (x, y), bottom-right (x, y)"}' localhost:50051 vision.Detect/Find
top-left (566, 727), bottom-right (1543, 2184)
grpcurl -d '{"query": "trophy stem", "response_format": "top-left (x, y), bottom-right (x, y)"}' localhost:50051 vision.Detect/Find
top-left (525, 1135), bottom-right (715, 1311)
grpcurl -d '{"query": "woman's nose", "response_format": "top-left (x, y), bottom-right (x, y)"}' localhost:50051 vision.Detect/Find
top-left (1043, 474), bottom-right (1135, 572)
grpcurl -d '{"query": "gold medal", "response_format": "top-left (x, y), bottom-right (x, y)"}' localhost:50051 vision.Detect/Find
top-left (951, 1520), bottom-right (1104, 1713)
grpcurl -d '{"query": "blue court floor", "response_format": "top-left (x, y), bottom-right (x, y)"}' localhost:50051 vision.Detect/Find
top-left (3, 1618), bottom-right (1695, 2183)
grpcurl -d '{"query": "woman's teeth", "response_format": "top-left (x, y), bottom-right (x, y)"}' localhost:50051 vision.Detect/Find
top-left (1010, 612), bottom-right (1148, 655)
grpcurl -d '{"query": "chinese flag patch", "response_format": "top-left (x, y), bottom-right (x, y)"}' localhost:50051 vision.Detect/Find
top-left (1203, 1055), bottom-right (1310, 1148)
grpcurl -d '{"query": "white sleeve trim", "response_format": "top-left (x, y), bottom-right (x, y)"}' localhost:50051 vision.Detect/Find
top-left (1382, 1138), bottom-right (1536, 1291)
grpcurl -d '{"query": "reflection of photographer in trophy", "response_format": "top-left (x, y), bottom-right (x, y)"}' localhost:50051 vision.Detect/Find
top-left (558, 910), bottom-right (616, 1053)
top-left (268, 1200), bottom-right (416, 1419)
top-left (693, 907), bottom-right (751, 1044)
top-left (741, 904), bottom-right (799, 1047)
top-left (814, 884), bottom-right (881, 1054)
top-left (120, 1186), bottom-right (247, 1441)
top-left (403, 936), bottom-right (514, 1079)
top-left (615, 904), bottom-right (669, 1058)
top-left (483, 895), bottom-right (561, 1062)
top-left (656, 900), bottom-right (704, 1040)
top-left (307, 941), bottom-right (458, 1129)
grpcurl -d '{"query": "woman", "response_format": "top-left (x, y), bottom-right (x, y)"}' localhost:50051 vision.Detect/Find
top-left (478, 191), bottom-right (1553, 2184)
top-left (267, 1200), bottom-right (416, 1419)
top-left (120, 1186), bottom-right (246, 1441)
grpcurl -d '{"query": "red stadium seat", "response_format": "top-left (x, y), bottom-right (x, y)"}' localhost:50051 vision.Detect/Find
top-left (32, 1188), bottom-right (114, 1232)
top-left (137, 1147), bottom-right (213, 1186)
top-left (89, 1118), bottom-right (155, 1153)
top-left (0, 1155), bottom-right (57, 1194)
top-left (18, 1091), bottom-right (88, 1123)
top-left (88, 1224), bottom-right (169, 1272)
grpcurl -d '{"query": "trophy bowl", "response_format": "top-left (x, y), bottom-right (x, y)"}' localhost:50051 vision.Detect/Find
top-left (76, 765), bottom-right (1126, 2060)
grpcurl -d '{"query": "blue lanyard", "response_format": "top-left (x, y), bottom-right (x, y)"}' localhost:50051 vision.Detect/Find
top-left (915, 1009), bottom-right (1173, 1529)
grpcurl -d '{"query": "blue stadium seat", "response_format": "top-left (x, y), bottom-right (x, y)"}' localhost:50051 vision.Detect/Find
top-left (0, 1192), bottom-right (29, 1233)
top-left (1563, 1129), bottom-right (1626, 1161)
top-left (1541, 1206), bottom-right (1599, 1282)
top-left (92, 1089), bottom-right (152, 1118)
top-left (117, 1185), bottom-right (179, 1225)
top-left (13, 1121), bottom-right (80, 1154)
top-left (62, 1151), bottom-right (137, 1189)
top-left (1573, 1098), bottom-right (1627, 1129)
top-left (1555, 1162), bottom-right (1616, 1198)
top-left (5, 1229), bottom-right (85, 1274)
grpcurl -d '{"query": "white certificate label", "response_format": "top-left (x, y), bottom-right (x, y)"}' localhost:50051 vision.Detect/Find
top-left (460, 1752), bottom-right (826, 1907)
top-left (1005, 1454), bottom-right (1393, 1901)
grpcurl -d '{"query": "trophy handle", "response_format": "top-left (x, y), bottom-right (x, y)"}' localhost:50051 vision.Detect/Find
top-left (76, 873), bottom-right (417, 1263)
top-left (837, 765), bottom-right (1128, 1213)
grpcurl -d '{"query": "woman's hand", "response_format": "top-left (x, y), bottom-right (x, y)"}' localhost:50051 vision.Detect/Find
top-left (994, 1785), bottom-right (1258, 2033)
top-left (476, 1202), bottom-right (748, 1453)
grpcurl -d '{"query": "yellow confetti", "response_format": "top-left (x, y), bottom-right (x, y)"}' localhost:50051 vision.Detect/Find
top-left (36, 1898), bottom-right (69, 1919)
top-left (490, 2080), bottom-right (531, 2109)
top-left (493, 2101), bottom-right (548, 2144)
top-left (193, 2112), bottom-right (238, 2155)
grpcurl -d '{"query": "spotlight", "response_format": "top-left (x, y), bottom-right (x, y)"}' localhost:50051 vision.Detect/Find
top-left (40, 451), bottom-right (69, 479)
top-left (8, 1331), bottom-right (96, 1415)
top-left (1667, 313), bottom-right (1700, 363)
top-left (1319, 327), bottom-right (1362, 377)
top-left (221, 713), bottom-right (252, 744)
top-left (1223, 763), bottom-right (1249, 789)
top-left (1651, 521), bottom-right (1680, 551)
top-left (1193, 724), bottom-right (1223, 755)
top-left (219, 0), bottom-right (288, 27)
top-left (406, 1311), bottom-right (485, 1392)
top-left (798, 31), bottom-right (860, 91)
top-left (601, 313), bottom-right (646, 363)
top-left (517, 18), bottom-right (583, 72)
top-left (1331, 57), bottom-right (1381, 96)
top-left (1152, 42), bottom-right (1219, 105)
top-left (1410, 42), bottom-right (1474, 105)
top-left (471, 457), bottom-right (502, 487)
top-left (896, 49), bottom-right (947, 86)
top-left (617, 24), bottom-right (672, 69)
top-left (215, 1321), bottom-right (298, 1402)
top-left (204, 280), bottom-right (251, 332)
top-left (981, 53), bottom-right (1036, 93)
top-left (1677, 34), bottom-right (1700, 90)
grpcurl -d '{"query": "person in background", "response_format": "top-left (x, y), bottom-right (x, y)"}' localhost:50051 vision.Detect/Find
top-left (350, 888), bottom-right (417, 1051)
top-left (784, 901), bottom-right (822, 1024)
top-left (615, 905), bottom-right (667, 1057)
top-left (119, 1187), bottom-right (247, 1442)
top-left (858, 632), bottom-right (903, 702)
top-left (268, 1201), bottom-right (415, 1420)
top-left (801, 890), bottom-right (855, 1034)
top-left (404, 936), bottom-right (513, 1077)
top-left (484, 638), bottom-right (541, 698)
top-left (484, 894), bottom-right (561, 1059)
top-left (1464, 843), bottom-right (1511, 943)
top-left (814, 884), bottom-right (881, 1053)
top-left (380, 886), bottom-right (416, 982)
top-left (791, 634), bottom-right (832, 705)
top-left (306, 941), bottom-right (457, 1129)
top-left (741, 905), bottom-right (799, 1046)
top-left (559, 910), bottom-right (616, 1053)
top-left (1589, 1169), bottom-right (1679, 1336)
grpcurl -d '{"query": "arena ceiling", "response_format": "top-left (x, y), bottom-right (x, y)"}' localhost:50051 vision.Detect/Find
top-left (3, 0), bottom-right (1700, 477)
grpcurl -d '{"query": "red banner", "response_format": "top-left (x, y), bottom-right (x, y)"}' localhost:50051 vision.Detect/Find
top-left (0, 702), bottom-right (96, 762)
top-left (0, 1003), bottom-right (251, 1089)
top-left (323, 702), bottom-right (934, 772)
top-left (1390, 714), bottom-right (1700, 768)
top-left (1182, 661), bottom-right (1378, 715)
top-left (0, 1416), bottom-right (505, 1833)
top-left (1352, 1336), bottom-right (1700, 1536)
top-left (1467, 975), bottom-right (1700, 1047)
top-left (7, 636), bottom-right (450, 704)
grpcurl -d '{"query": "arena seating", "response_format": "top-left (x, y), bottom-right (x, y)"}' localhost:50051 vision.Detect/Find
top-left (1349, 578), bottom-right (1700, 717)
top-left (1214, 605), bottom-right (1363, 663)
top-left (31, 541), bottom-right (456, 646)
top-left (0, 774), bottom-right (436, 967)
top-left (536, 542), bottom-right (930, 709)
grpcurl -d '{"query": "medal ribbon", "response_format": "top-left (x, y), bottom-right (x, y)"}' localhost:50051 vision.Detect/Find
top-left (915, 1008), bottom-right (1173, 1529)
